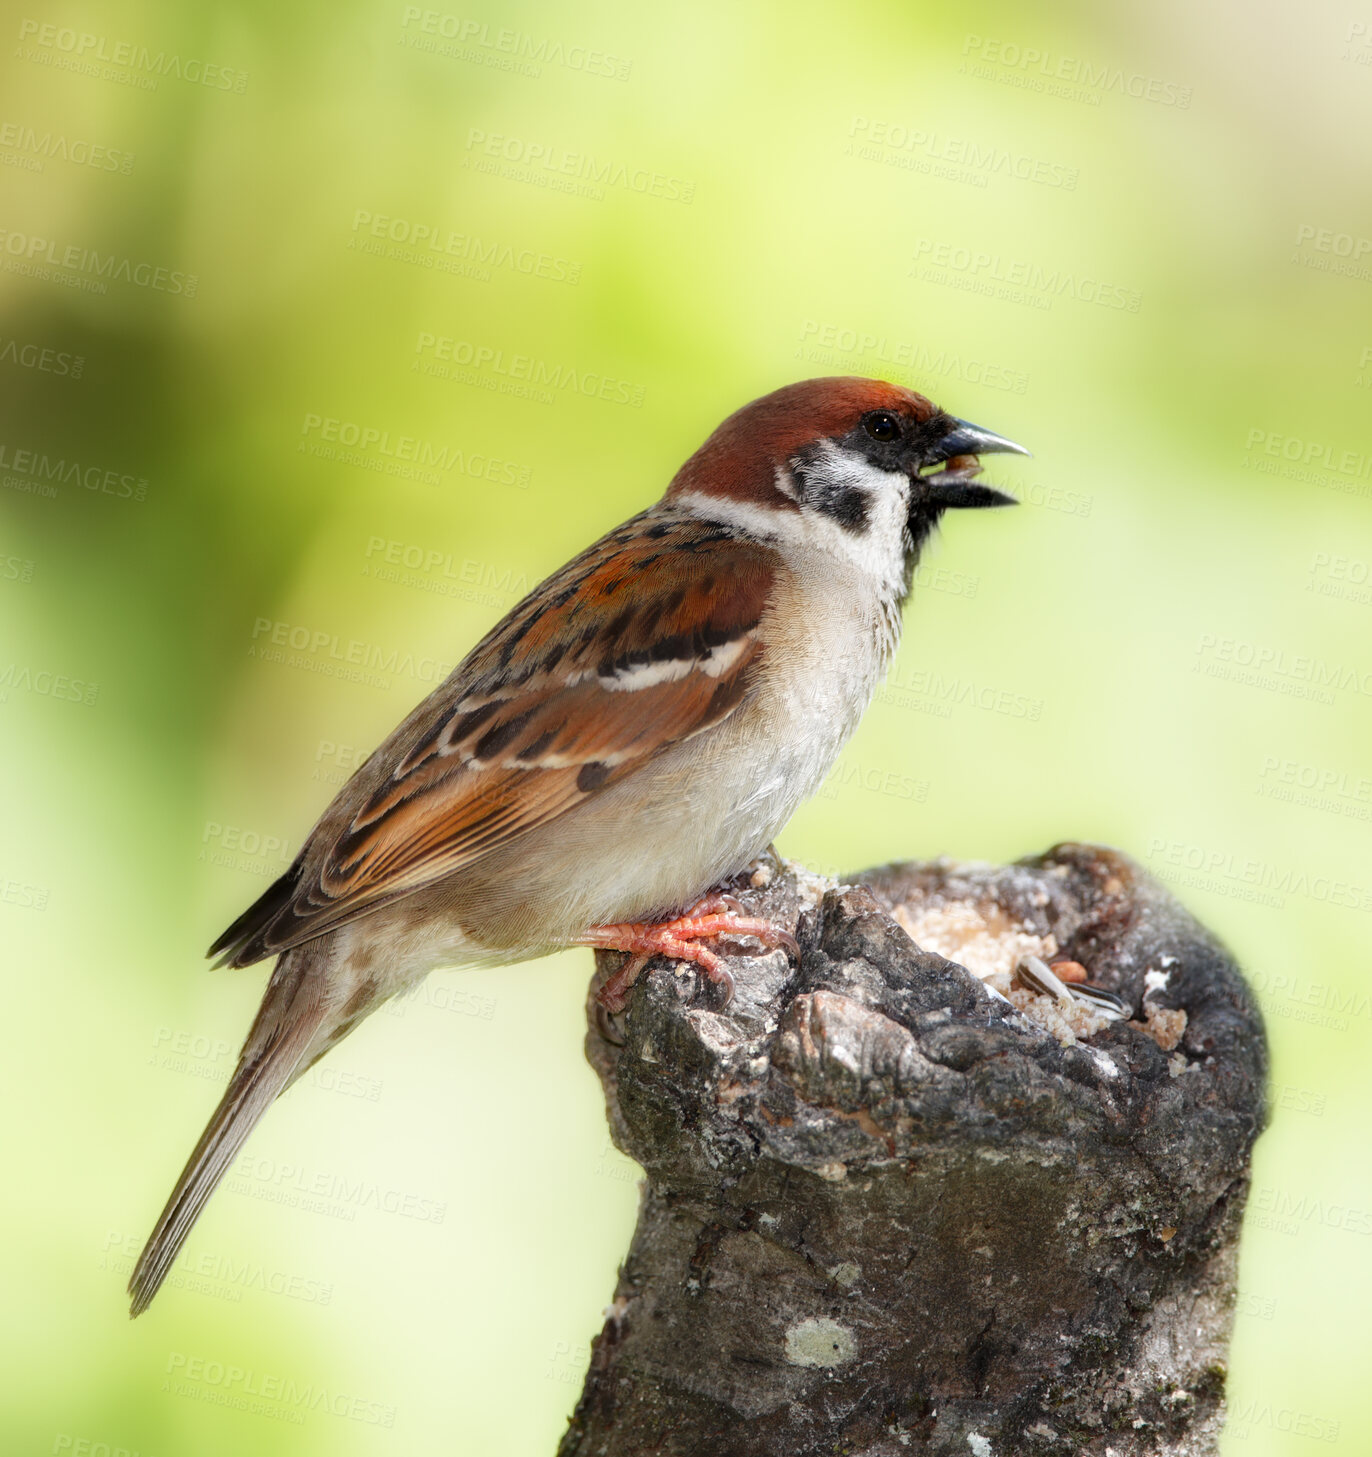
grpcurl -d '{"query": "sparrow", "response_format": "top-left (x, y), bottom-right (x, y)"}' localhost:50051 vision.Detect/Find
top-left (129, 374), bottom-right (1025, 1314)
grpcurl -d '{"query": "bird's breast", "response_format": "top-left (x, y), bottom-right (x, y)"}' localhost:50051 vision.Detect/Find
top-left (419, 556), bottom-right (905, 955)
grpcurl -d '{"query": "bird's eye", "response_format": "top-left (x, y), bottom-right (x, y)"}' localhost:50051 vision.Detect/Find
top-left (863, 411), bottom-right (901, 443)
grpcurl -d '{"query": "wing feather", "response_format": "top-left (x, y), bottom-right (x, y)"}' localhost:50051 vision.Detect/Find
top-left (213, 512), bottom-right (775, 966)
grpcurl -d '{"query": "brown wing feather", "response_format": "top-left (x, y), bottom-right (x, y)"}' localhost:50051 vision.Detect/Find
top-left (213, 510), bottom-right (775, 966)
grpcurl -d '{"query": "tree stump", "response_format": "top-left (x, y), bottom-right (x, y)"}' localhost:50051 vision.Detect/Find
top-left (559, 843), bottom-right (1267, 1457)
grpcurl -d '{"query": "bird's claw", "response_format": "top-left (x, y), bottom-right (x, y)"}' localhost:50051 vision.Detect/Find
top-left (582, 896), bottom-right (797, 1012)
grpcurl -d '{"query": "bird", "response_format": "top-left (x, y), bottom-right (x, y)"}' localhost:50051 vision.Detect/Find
top-left (128, 374), bottom-right (1025, 1314)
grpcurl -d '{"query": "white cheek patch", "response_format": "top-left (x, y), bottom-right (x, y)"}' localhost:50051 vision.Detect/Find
top-left (793, 440), bottom-right (909, 517)
top-left (787, 442), bottom-right (911, 586)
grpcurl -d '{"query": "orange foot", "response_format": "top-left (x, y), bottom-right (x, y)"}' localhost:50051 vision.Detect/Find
top-left (579, 894), bottom-right (799, 1012)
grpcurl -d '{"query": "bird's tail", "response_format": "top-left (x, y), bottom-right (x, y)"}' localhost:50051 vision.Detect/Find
top-left (128, 943), bottom-right (331, 1316)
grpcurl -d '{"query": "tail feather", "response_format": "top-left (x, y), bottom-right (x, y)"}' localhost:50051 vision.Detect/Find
top-left (128, 952), bottom-right (327, 1316)
top-left (207, 858), bottom-right (304, 969)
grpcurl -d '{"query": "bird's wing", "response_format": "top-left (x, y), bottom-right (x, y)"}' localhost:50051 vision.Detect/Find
top-left (211, 511), bottom-right (777, 966)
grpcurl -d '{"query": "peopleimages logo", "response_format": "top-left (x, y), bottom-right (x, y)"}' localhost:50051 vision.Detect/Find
top-left (464, 129), bottom-right (694, 203)
top-left (400, 8), bottom-right (631, 80)
top-left (0, 663), bottom-right (99, 706)
top-left (15, 19), bottom-right (248, 92)
top-left (248, 616), bottom-right (455, 688)
top-left (0, 441), bottom-right (148, 500)
top-left (414, 333), bottom-right (646, 406)
top-left (1244, 427), bottom-right (1372, 488)
top-left (1148, 837), bottom-right (1372, 913)
top-left (163, 1352), bottom-right (396, 1426)
top-left (847, 117), bottom-right (1080, 190)
top-left (0, 337), bottom-right (84, 377)
top-left (0, 228), bottom-right (196, 295)
top-left (796, 319), bottom-right (1029, 394)
top-left (363, 537), bottom-right (533, 601)
top-left (0, 120), bottom-right (134, 173)
top-left (1291, 224), bottom-right (1372, 281)
top-left (959, 35), bottom-right (1193, 108)
top-left (910, 239), bottom-right (1141, 312)
top-left (228, 1155), bottom-right (447, 1224)
top-left (300, 412), bottom-right (532, 487)
top-left (348, 210), bottom-right (581, 283)
top-left (1193, 632), bottom-right (1372, 705)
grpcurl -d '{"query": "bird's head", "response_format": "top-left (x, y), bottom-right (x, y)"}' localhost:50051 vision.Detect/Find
top-left (667, 376), bottom-right (1027, 587)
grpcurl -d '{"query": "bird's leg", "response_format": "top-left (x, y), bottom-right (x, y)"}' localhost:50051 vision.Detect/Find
top-left (579, 893), bottom-right (799, 1012)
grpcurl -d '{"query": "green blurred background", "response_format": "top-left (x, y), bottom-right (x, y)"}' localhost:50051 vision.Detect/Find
top-left (2, 0), bottom-right (1369, 1450)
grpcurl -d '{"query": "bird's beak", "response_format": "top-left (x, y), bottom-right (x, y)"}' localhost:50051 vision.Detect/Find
top-left (935, 417), bottom-right (1031, 462)
top-left (919, 416), bottom-right (1029, 510)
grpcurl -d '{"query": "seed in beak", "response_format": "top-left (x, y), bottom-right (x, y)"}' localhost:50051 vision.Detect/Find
top-left (922, 453), bottom-right (982, 479)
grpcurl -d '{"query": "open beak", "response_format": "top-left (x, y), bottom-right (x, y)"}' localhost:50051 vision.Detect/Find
top-left (919, 416), bottom-right (1029, 509)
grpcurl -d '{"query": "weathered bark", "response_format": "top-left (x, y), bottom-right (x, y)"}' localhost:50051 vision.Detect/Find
top-left (559, 843), bottom-right (1267, 1457)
